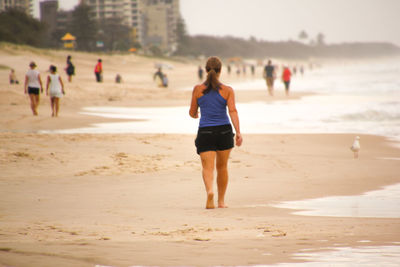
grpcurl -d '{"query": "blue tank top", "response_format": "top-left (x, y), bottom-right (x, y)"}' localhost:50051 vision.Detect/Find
top-left (198, 89), bottom-right (231, 127)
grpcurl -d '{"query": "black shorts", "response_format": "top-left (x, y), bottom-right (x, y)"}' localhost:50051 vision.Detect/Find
top-left (195, 124), bottom-right (234, 154)
top-left (28, 87), bottom-right (39, 95)
top-left (284, 81), bottom-right (290, 90)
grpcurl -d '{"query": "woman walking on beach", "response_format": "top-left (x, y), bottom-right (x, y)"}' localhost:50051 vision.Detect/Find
top-left (24, 61), bottom-right (43, 116)
top-left (46, 65), bottom-right (65, 117)
top-left (189, 56), bottom-right (243, 209)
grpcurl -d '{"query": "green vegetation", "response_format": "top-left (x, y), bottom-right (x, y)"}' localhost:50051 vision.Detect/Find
top-left (70, 4), bottom-right (98, 51)
top-left (97, 16), bottom-right (132, 52)
top-left (0, 8), bottom-right (46, 47)
top-left (176, 35), bottom-right (400, 59)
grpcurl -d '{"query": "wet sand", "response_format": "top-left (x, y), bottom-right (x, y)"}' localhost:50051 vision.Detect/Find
top-left (0, 44), bottom-right (399, 266)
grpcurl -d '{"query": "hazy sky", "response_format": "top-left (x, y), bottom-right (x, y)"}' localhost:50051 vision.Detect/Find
top-left (34, 0), bottom-right (400, 46)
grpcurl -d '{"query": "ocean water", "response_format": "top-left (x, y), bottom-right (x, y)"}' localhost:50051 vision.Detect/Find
top-left (95, 245), bottom-right (400, 267)
top-left (270, 245), bottom-right (400, 267)
top-left (270, 183), bottom-right (400, 218)
top-left (46, 60), bottom-right (400, 142)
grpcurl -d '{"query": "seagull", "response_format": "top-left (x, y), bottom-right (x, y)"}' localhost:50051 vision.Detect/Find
top-left (350, 136), bottom-right (361, 158)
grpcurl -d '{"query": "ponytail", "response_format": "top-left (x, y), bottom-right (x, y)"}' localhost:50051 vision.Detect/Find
top-left (204, 56), bottom-right (222, 94)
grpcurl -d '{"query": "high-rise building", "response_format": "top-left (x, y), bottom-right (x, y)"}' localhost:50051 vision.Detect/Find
top-left (0, 0), bottom-right (33, 16)
top-left (40, 0), bottom-right (58, 36)
top-left (141, 0), bottom-right (179, 53)
top-left (80, 0), bottom-right (180, 53)
top-left (80, 0), bottom-right (142, 43)
top-left (40, 0), bottom-right (74, 47)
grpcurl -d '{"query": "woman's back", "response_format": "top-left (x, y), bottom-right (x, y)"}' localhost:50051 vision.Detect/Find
top-left (197, 85), bottom-right (230, 127)
top-left (49, 73), bottom-right (62, 97)
top-left (26, 69), bottom-right (40, 87)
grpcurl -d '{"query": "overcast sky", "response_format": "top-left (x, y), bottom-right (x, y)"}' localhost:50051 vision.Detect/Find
top-left (34, 0), bottom-right (400, 46)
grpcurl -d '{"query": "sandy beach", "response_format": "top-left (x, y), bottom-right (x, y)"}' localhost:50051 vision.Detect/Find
top-left (0, 44), bottom-right (399, 266)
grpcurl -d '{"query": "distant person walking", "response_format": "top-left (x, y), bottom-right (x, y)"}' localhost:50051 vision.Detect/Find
top-left (198, 66), bottom-right (204, 81)
top-left (282, 65), bottom-right (292, 96)
top-left (236, 67), bottom-right (241, 76)
top-left (264, 60), bottom-right (275, 96)
top-left (65, 55), bottom-right (75, 82)
top-left (189, 56), bottom-right (242, 209)
top-left (46, 65), bottom-right (65, 117)
top-left (9, 69), bottom-right (19, 84)
top-left (24, 61), bottom-right (43, 116)
top-left (94, 59), bottom-right (103, 82)
top-left (292, 65), bottom-right (297, 76)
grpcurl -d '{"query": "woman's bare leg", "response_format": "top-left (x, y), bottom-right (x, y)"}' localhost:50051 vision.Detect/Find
top-left (29, 94), bottom-right (38, 115)
top-left (54, 98), bottom-right (60, 117)
top-left (200, 151), bottom-right (216, 209)
top-left (35, 95), bottom-right (40, 114)
top-left (216, 149), bottom-right (231, 208)
top-left (50, 97), bottom-right (55, 116)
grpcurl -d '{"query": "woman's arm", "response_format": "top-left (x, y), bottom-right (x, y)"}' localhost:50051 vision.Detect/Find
top-left (59, 76), bottom-right (65, 94)
top-left (38, 74), bottom-right (44, 93)
top-left (189, 86), bottom-right (199, 118)
top-left (46, 76), bottom-right (50, 95)
top-left (24, 75), bottom-right (28, 94)
top-left (226, 87), bottom-right (242, 146)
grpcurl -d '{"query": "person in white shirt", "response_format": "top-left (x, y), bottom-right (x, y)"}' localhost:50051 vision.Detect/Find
top-left (24, 62), bottom-right (43, 115)
top-left (46, 65), bottom-right (65, 117)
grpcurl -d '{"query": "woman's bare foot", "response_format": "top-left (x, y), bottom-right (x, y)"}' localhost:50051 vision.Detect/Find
top-left (218, 203), bottom-right (228, 208)
top-left (206, 193), bottom-right (215, 209)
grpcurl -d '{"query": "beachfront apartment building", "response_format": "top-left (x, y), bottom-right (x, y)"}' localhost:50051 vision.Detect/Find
top-left (40, 0), bottom-right (74, 47)
top-left (40, 0), bottom-right (58, 37)
top-left (80, 0), bottom-right (180, 53)
top-left (141, 0), bottom-right (180, 53)
top-left (0, 0), bottom-right (33, 16)
top-left (80, 0), bottom-right (143, 45)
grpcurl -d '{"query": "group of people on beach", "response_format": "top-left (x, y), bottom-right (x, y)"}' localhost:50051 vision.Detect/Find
top-left (225, 64), bottom-right (256, 77)
top-left (263, 59), bottom-right (293, 96)
top-left (23, 61), bottom-right (65, 117)
top-left (198, 59), bottom-right (299, 97)
top-left (17, 53), bottom-right (304, 209)
top-left (18, 54), bottom-right (240, 209)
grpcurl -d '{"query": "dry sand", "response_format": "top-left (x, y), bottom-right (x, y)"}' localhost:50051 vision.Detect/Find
top-left (0, 44), bottom-right (399, 266)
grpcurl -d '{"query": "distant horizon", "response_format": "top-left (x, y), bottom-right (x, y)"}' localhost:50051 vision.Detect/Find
top-left (32, 0), bottom-right (400, 47)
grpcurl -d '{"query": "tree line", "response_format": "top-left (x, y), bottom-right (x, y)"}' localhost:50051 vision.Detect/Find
top-left (176, 34), bottom-right (400, 59)
top-left (0, 5), bottom-right (134, 52)
top-left (174, 20), bottom-right (400, 59)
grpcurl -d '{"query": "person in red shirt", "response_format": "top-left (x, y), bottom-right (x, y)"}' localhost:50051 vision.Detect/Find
top-left (282, 65), bottom-right (292, 95)
top-left (94, 59), bottom-right (102, 82)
